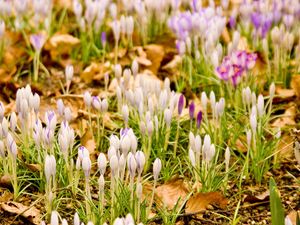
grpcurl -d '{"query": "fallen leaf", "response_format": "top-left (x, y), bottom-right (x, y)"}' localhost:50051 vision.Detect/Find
top-left (1, 201), bottom-right (41, 225)
top-left (0, 191), bottom-right (13, 202)
top-left (291, 75), bottom-right (300, 99)
top-left (185, 192), bottom-right (228, 214)
top-left (45, 33), bottom-right (80, 61)
top-left (286, 210), bottom-right (300, 225)
top-left (155, 177), bottom-right (189, 210)
top-left (275, 87), bottom-right (295, 100)
top-left (143, 44), bottom-right (165, 75)
top-left (243, 190), bottom-right (270, 203)
top-left (25, 163), bottom-right (41, 172)
top-left (81, 129), bottom-right (96, 158)
top-left (80, 62), bottom-right (109, 84)
top-left (271, 104), bottom-right (296, 128)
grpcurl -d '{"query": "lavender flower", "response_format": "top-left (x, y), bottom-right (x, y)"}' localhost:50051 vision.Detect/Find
top-left (30, 33), bottom-right (46, 52)
top-left (178, 94), bottom-right (185, 115)
top-left (189, 101), bottom-right (195, 120)
top-left (196, 111), bottom-right (202, 129)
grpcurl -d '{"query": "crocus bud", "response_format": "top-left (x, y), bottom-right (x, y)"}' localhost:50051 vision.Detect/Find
top-left (153, 158), bottom-right (162, 180)
top-left (101, 32), bottom-right (107, 48)
top-left (74, 212), bottom-right (80, 225)
top-left (65, 65), bottom-right (74, 82)
top-left (98, 174), bottom-right (105, 191)
top-left (257, 94), bottom-right (264, 117)
top-left (189, 101), bottom-right (195, 120)
top-left (205, 144), bottom-right (215, 162)
top-left (110, 155), bottom-right (119, 176)
top-left (275, 128), bottom-right (281, 139)
top-left (131, 59), bottom-right (139, 78)
top-left (164, 108), bottom-right (172, 128)
top-left (147, 120), bottom-right (154, 136)
top-left (114, 64), bottom-right (122, 80)
top-left (178, 94), bottom-right (185, 115)
top-left (209, 91), bottom-right (216, 110)
top-left (101, 99), bottom-right (108, 113)
top-left (135, 151), bottom-right (145, 175)
top-left (128, 154), bottom-right (137, 178)
top-left (97, 153), bottom-right (107, 175)
top-left (202, 134), bottom-right (211, 156)
top-left (0, 102), bottom-right (4, 121)
top-left (189, 132), bottom-right (195, 150)
top-left (122, 105), bottom-right (129, 124)
top-left (84, 91), bottom-right (92, 109)
top-left (82, 155), bottom-right (92, 178)
top-left (0, 140), bottom-right (5, 158)
top-left (45, 155), bottom-right (56, 183)
top-left (62, 219), bottom-right (68, 225)
top-left (111, 20), bottom-right (121, 42)
top-left (0, 20), bottom-right (5, 38)
top-left (92, 96), bottom-right (101, 111)
top-left (50, 211), bottom-right (59, 225)
top-left (246, 130), bottom-right (252, 147)
top-left (125, 214), bottom-right (134, 225)
top-left (30, 33), bottom-right (46, 52)
top-left (189, 148), bottom-right (196, 167)
top-left (201, 92), bottom-right (207, 112)
top-left (196, 111), bottom-right (202, 129)
top-left (250, 113), bottom-right (257, 133)
top-left (194, 135), bottom-right (202, 153)
top-left (136, 182), bottom-right (142, 199)
top-left (110, 135), bottom-right (120, 150)
top-left (120, 134), bottom-right (131, 155)
top-left (32, 93), bottom-right (40, 113)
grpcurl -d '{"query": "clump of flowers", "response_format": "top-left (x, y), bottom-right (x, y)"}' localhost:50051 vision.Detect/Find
top-left (216, 50), bottom-right (257, 87)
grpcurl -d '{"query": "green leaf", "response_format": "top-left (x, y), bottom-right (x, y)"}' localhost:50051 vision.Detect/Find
top-left (269, 177), bottom-right (285, 225)
top-left (297, 212), bottom-right (300, 225)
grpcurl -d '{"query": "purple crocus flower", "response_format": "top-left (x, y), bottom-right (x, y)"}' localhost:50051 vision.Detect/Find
top-left (30, 33), bottom-right (46, 52)
top-left (101, 31), bottom-right (106, 48)
top-left (196, 111), bottom-right (202, 129)
top-left (178, 94), bottom-right (185, 115)
top-left (189, 101), bottom-right (195, 120)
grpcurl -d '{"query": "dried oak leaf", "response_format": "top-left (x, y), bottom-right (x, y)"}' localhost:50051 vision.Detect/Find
top-left (286, 210), bottom-right (300, 225)
top-left (45, 33), bottom-right (80, 60)
top-left (1, 201), bottom-right (41, 225)
top-left (81, 129), bottom-right (96, 159)
top-left (143, 44), bottom-right (165, 75)
top-left (0, 191), bottom-right (13, 202)
top-left (80, 62), bottom-right (110, 84)
top-left (185, 192), bottom-right (228, 214)
top-left (291, 75), bottom-right (300, 99)
top-left (271, 103), bottom-right (296, 128)
top-left (243, 190), bottom-right (270, 203)
top-left (155, 177), bottom-right (190, 210)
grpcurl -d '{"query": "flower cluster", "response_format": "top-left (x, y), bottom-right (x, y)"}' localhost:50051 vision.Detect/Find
top-left (216, 50), bottom-right (257, 86)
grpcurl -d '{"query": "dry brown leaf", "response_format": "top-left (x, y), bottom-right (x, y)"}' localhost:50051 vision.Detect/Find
top-left (0, 191), bottom-right (13, 203)
top-left (143, 44), bottom-right (165, 75)
top-left (222, 27), bottom-right (231, 44)
top-left (81, 129), bottom-right (96, 157)
top-left (243, 190), bottom-right (269, 203)
top-left (80, 62), bottom-right (109, 84)
top-left (276, 134), bottom-right (294, 159)
top-left (155, 177), bottom-right (189, 210)
top-left (1, 201), bottom-right (41, 225)
top-left (45, 33), bottom-right (80, 60)
top-left (291, 75), bottom-right (300, 99)
top-left (185, 192), bottom-right (228, 214)
top-left (286, 210), bottom-right (300, 225)
top-left (276, 87), bottom-right (295, 99)
top-left (135, 56), bottom-right (152, 66)
top-left (271, 104), bottom-right (296, 128)
top-left (25, 163), bottom-right (41, 172)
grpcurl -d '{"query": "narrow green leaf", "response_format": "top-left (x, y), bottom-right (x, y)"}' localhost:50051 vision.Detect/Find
top-left (269, 177), bottom-right (285, 225)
